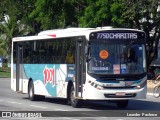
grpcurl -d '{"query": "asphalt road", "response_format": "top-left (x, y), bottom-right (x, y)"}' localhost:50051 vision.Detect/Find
top-left (0, 78), bottom-right (160, 120)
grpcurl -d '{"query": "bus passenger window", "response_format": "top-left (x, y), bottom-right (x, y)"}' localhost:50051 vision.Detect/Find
top-left (65, 51), bottom-right (74, 64)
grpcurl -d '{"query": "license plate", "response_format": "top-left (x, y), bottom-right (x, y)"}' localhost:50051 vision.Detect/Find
top-left (116, 92), bottom-right (126, 96)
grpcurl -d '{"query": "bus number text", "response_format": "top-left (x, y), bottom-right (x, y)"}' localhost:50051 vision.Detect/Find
top-left (43, 66), bottom-right (55, 85)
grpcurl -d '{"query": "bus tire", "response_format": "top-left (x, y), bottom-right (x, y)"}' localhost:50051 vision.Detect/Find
top-left (116, 100), bottom-right (128, 108)
top-left (28, 81), bottom-right (38, 101)
top-left (70, 86), bottom-right (81, 108)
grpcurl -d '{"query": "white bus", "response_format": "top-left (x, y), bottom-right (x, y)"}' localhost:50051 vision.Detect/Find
top-left (11, 27), bottom-right (147, 108)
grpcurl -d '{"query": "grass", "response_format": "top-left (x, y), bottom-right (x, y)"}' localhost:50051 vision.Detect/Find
top-left (0, 64), bottom-right (11, 78)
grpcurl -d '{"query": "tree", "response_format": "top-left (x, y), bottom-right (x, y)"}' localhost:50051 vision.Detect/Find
top-left (0, 0), bottom-right (33, 57)
top-left (0, 0), bottom-right (159, 67)
top-left (77, 0), bottom-right (160, 67)
top-left (78, 0), bottom-right (113, 27)
top-left (0, 16), bottom-right (32, 56)
top-left (77, 0), bottom-right (130, 28)
top-left (0, 39), bottom-right (6, 57)
top-left (29, 0), bottom-right (67, 30)
top-left (122, 0), bottom-right (160, 67)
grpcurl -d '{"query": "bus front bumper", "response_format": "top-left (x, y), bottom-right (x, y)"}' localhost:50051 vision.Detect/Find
top-left (83, 85), bottom-right (147, 100)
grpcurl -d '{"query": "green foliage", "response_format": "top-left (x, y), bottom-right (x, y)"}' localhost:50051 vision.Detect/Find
top-left (79, 0), bottom-right (112, 27)
top-left (122, 0), bottom-right (160, 66)
top-left (0, 0), bottom-right (33, 56)
top-left (29, 0), bottom-right (66, 29)
top-left (0, 64), bottom-right (10, 78)
top-left (0, 0), bottom-right (159, 67)
top-left (0, 16), bottom-right (32, 55)
top-left (110, 1), bottom-right (125, 27)
top-left (78, 0), bottom-right (129, 28)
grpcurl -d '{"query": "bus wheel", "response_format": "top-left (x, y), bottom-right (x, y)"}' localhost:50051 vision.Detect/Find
top-left (70, 86), bottom-right (81, 108)
top-left (28, 81), bottom-right (38, 101)
top-left (116, 100), bottom-right (128, 108)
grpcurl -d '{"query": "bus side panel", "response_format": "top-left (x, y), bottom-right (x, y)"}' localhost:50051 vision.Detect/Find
top-left (11, 63), bottom-right (29, 93)
top-left (56, 64), bottom-right (76, 98)
top-left (23, 64), bottom-right (72, 98)
top-left (11, 64), bottom-right (16, 91)
top-left (19, 64), bottom-right (27, 93)
top-left (23, 64), bottom-right (56, 97)
top-left (56, 64), bottom-right (68, 98)
top-left (11, 41), bottom-right (16, 91)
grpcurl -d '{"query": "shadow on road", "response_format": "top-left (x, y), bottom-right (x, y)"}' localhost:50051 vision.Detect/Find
top-left (22, 97), bottom-right (160, 110)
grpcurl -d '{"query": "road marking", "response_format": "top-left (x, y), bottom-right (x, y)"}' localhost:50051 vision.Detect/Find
top-left (147, 93), bottom-right (153, 96)
top-left (56, 117), bottom-right (80, 120)
top-left (63, 118), bottom-right (80, 120)
top-left (6, 101), bottom-right (22, 104)
top-left (30, 105), bottom-right (47, 109)
top-left (54, 109), bottom-right (69, 111)
top-left (81, 113), bottom-right (102, 117)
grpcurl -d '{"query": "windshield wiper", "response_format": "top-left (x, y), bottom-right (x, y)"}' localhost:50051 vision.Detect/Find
top-left (86, 47), bottom-right (92, 62)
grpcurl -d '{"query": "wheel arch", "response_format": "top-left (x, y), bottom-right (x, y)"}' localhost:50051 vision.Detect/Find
top-left (28, 78), bottom-right (33, 93)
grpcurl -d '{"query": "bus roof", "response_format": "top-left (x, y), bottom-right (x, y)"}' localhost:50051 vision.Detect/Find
top-left (12, 27), bottom-right (144, 42)
top-left (38, 28), bottom-right (94, 36)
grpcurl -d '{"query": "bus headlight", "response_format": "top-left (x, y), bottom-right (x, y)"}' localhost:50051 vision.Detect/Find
top-left (95, 84), bottom-right (104, 90)
top-left (136, 80), bottom-right (147, 89)
top-left (88, 80), bottom-right (104, 90)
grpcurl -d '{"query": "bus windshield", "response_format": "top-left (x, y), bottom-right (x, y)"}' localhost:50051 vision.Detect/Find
top-left (87, 42), bottom-right (146, 75)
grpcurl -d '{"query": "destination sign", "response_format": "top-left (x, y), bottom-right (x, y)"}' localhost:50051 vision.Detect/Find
top-left (97, 33), bottom-right (137, 39)
top-left (89, 31), bottom-right (145, 40)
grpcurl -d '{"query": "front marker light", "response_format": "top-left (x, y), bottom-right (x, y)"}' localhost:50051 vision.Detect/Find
top-left (95, 84), bottom-right (104, 90)
top-left (136, 80), bottom-right (147, 89)
top-left (96, 85), bottom-right (104, 90)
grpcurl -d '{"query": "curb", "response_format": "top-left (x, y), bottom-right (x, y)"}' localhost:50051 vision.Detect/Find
top-left (147, 93), bottom-right (153, 96)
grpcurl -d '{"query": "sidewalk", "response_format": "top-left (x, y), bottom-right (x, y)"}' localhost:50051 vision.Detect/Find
top-left (147, 80), bottom-right (153, 92)
top-left (147, 87), bottom-right (153, 93)
top-left (147, 80), bottom-right (155, 93)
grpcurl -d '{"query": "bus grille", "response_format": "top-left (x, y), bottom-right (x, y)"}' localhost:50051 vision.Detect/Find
top-left (103, 86), bottom-right (136, 89)
top-left (104, 93), bottom-right (136, 98)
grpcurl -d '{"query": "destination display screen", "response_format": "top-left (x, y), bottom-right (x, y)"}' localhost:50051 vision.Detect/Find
top-left (89, 30), bottom-right (145, 40)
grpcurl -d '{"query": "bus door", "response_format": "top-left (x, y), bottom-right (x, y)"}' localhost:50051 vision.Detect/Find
top-left (75, 36), bottom-right (86, 98)
top-left (16, 45), bottom-right (23, 91)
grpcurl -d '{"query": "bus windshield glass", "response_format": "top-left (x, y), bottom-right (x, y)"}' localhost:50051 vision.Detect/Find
top-left (87, 42), bottom-right (146, 75)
